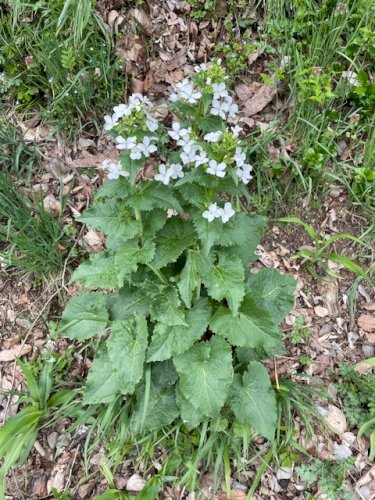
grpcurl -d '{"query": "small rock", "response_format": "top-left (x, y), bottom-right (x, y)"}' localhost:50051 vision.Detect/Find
top-left (78, 482), bottom-right (95, 499)
top-left (315, 306), bottom-right (329, 317)
top-left (126, 473), bottom-right (146, 492)
top-left (319, 322), bottom-right (333, 336)
top-left (362, 343), bottom-right (375, 357)
top-left (47, 466), bottom-right (65, 493)
top-left (47, 432), bottom-right (58, 450)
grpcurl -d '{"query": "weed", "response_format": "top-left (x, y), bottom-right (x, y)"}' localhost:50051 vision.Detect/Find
top-left (297, 457), bottom-right (355, 500)
top-left (0, 356), bottom-right (77, 497)
top-left (288, 315), bottom-right (311, 345)
top-left (0, 119), bottom-right (40, 176)
top-left (0, 175), bottom-right (69, 275)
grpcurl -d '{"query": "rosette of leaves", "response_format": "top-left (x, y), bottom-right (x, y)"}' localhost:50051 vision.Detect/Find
top-left (60, 64), bottom-right (296, 442)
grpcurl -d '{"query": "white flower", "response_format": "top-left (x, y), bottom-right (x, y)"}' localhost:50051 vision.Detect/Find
top-left (210, 99), bottom-right (228, 119)
top-left (204, 131), bottom-right (222, 143)
top-left (224, 96), bottom-right (238, 118)
top-left (236, 164), bottom-right (253, 184)
top-left (206, 159), bottom-right (226, 178)
top-left (154, 164), bottom-right (171, 185)
top-left (168, 122), bottom-right (191, 142)
top-left (130, 148), bottom-right (143, 160)
top-left (194, 148), bottom-right (208, 167)
top-left (202, 202), bottom-right (222, 222)
top-left (115, 135), bottom-right (137, 150)
top-left (233, 147), bottom-right (246, 167)
top-left (194, 63), bottom-right (209, 72)
top-left (212, 82), bottom-right (228, 100)
top-left (231, 125), bottom-right (243, 137)
top-left (104, 114), bottom-right (118, 131)
top-left (342, 70), bottom-right (360, 87)
top-left (146, 116), bottom-right (159, 132)
top-left (102, 160), bottom-right (129, 180)
top-left (169, 163), bottom-right (184, 179)
top-left (113, 103), bottom-right (131, 119)
top-left (130, 93), bottom-right (151, 106)
top-left (138, 136), bottom-right (158, 157)
top-left (170, 79), bottom-right (202, 104)
top-left (219, 202), bottom-right (235, 223)
top-left (180, 143), bottom-right (198, 164)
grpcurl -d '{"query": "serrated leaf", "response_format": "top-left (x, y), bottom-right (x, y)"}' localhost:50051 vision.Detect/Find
top-left (107, 286), bottom-right (150, 321)
top-left (178, 250), bottom-right (206, 308)
top-left (173, 337), bottom-right (233, 418)
top-left (115, 238), bottom-right (155, 285)
top-left (76, 200), bottom-right (141, 239)
top-left (197, 116), bottom-right (225, 132)
top-left (95, 178), bottom-right (132, 200)
top-left (107, 317), bottom-right (148, 395)
top-left (153, 217), bottom-right (196, 269)
top-left (147, 298), bottom-right (211, 362)
top-left (246, 268), bottom-right (296, 324)
top-left (83, 350), bottom-right (120, 404)
top-left (119, 152), bottom-right (146, 185)
top-left (142, 209), bottom-right (167, 239)
top-left (228, 361), bottom-right (277, 441)
top-left (202, 250), bottom-right (245, 314)
top-left (150, 285), bottom-right (187, 326)
top-left (60, 292), bottom-right (108, 340)
top-left (176, 385), bottom-right (205, 430)
top-left (131, 368), bottom-right (179, 433)
top-left (209, 296), bottom-right (281, 349)
top-left (127, 182), bottom-right (183, 212)
top-left (231, 215), bottom-right (268, 265)
top-left (70, 252), bottom-right (118, 288)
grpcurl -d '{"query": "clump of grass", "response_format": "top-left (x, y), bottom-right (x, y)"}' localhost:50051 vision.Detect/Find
top-left (0, 119), bottom-right (40, 176)
top-left (0, 175), bottom-right (68, 275)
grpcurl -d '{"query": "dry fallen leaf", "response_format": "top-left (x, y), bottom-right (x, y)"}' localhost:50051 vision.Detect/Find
top-left (244, 84), bottom-right (276, 116)
top-left (358, 314), bottom-right (375, 332)
top-left (126, 474), bottom-right (146, 492)
top-left (323, 405), bottom-right (347, 435)
top-left (0, 344), bottom-right (32, 362)
top-left (315, 306), bottom-right (329, 318)
top-left (355, 464), bottom-right (375, 500)
top-left (219, 489), bottom-right (247, 500)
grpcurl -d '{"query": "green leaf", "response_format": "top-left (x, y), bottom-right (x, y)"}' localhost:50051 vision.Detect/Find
top-left (150, 286), bottom-right (187, 326)
top-left (197, 116), bottom-right (225, 132)
top-left (231, 215), bottom-right (268, 265)
top-left (95, 178), bottom-right (132, 200)
top-left (322, 253), bottom-right (371, 281)
top-left (142, 209), bottom-right (167, 239)
top-left (209, 296), bottom-right (281, 349)
top-left (176, 385), bottom-right (205, 430)
top-left (70, 253), bottom-right (118, 288)
top-left (246, 268), bottom-right (296, 324)
top-left (107, 317), bottom-right (148, 395)
top-left (178, 250), bottom-right (206, 308)
top-left (127, 182), bottom-right (183, 212)
top-left (153, 217), bottom-right (196, 269)
top-left (76, 200), bottom-right (141, 239)
top-left (115, 238), bottom-right (155, 285)
top-left (147, 298), bottom-right (211, 362)
top-left (131, 371), bottom-right (179, 433)
top-left (119, 152), bottom-right (146, 185)
top-left (278, 217), bottom-right (319, 244)
top-left (107, 286), bottom-right (150, 321)
top-left (174, 336), bottom-right (233, 418)
top-left (83, 350), bottom-right (120, 404)
top-left (60, 292), bottom-right (108, 340)
top-left (228, 361), bottom-right (277, 441)
top-left (202, 250), bottom-right (245, 315)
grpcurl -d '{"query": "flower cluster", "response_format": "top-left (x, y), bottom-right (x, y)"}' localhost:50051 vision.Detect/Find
top-left (102, 61), bottom-right (255, 223)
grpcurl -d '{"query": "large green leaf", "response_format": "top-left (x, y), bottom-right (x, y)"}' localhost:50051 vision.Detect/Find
top-left (115, 238), bottom-right (155, 285)
top-left (83, 350), bottom-right (120, 404)
top-left (131, 363), bottom-right (179, 433)
top-left (127, 182), bottom-right (183, 212)
top-left (202, 250), bottom-right (245, 315)
top-left (246, 268), bottom-right (296, 324)
top-left (107, 286), bottom-right (150, 321)
top-left (147, 298), bottom-right (211, 362)
top-left (60, 292), bottom-right (108, 340)
top-left (173, 337), bottom-right (233, 418)
top-left (153, 217), bottom-right (196, 269)
top-left (178, 250), bottom-right (207, 308)
top-left (70, 252), bottom-right (118, 288)
top-left (76, 200), bottom-right (141, 239)
top-left (95, 178), bottom-right (132, 200)
top-left (175, 385), bottom-right (205, 430)
top-left (107, 317), bottom-right (148, 395)
top-left (150, 286), bottom-right (187, 326)
top-left (209, 296), bottom-right (281, 349)
top-left (228, 361), bottom-right (277, 441)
